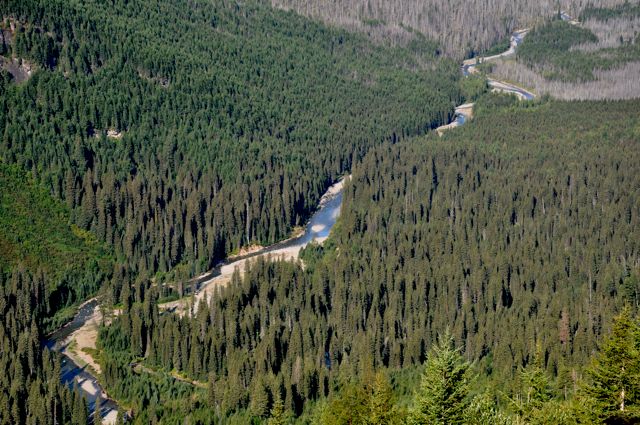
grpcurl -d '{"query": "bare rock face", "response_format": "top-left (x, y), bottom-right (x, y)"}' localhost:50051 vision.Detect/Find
top-left (0, 18), bottom-right (36, 83)
top-left (0, 56), bottom-right (35, 83)
top-left (107, 129), bottom-right (124, 139)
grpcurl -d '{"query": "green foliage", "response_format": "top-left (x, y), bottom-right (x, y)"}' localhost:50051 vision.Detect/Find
top-left (250, 379), bottom-right (271, 419)
top-left (0, 161), bottom-right (112, 424)
top-left (0, 270), bottom-right (91, 424)
top-left (482, 35), bottom-right (511, 57)
top-left (581, 1), bottom-right (640, 21)
top-left (518, 19), bottom-right (640, 81)
top-left (509, 346), bottom-right (555, 422)
top-left (517, 20), bottom-right (598, 80)
top-left (408, 331), bottom-right (473, 424)
top-left (459, 74), bottom-right (488, 102)
top-left (268, 395), bottom-right (289, 425)
top-left (0, 162), bottom-right (111, 294)
top-left (316, 373), bottom-right (403, 425)
top-left (320, 384), bottom-right (369, 425)
top-left (464, 392), bottom-right (513, 425)
top-left (582, 307), bottom-right (640, 422)
top-left (95, 97), bottom-right (640, 422)
top-left (0, 0), bottom-right (461, 284)
top-left (0, 2), bottom-right (459, 419)
top-left (367, 372), bottom-right (399, 425)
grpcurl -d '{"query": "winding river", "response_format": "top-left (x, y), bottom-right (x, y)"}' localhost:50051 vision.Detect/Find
top-left (439, 27), bottom-right (536, 133)
top-left (46, 10), bottom-right (581, 422)
top-left (443, 10), bottom-right (580, 132)
top-left (46, 300), bottom-right (120, 423)
top-left (174, 176), bottom-right (347, 313)
top-left (46, 176), bottom-right (347, 423)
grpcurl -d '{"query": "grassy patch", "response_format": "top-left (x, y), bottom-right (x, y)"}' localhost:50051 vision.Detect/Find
top-left (0, 161), bottom-right (112, 284)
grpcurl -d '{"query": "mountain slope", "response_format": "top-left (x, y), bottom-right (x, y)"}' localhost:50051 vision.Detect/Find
top-left (97, 96), bottom-right (640, 422)
top-left (0, 0), bottom-right (461, 283)
top-left (268, 0), bottom-right (629, 57)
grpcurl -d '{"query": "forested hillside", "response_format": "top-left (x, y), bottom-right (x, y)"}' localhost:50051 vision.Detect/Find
top-left (0, 0), bottom-right (460, 284)
top-left (0, 162), bottom-right (111, 305)
top-left (2, 0), bottom-right (640, 423)
top-left (0, 161), bottom-right (113, 424)
top-left (492, 2), bottom-right (640, 99)
top-left (97, 96), bottom-right (640, 423)
top-left (0, 0), bottom-right (464, 423)
top-left (267, 0), bottom-right (628, 57)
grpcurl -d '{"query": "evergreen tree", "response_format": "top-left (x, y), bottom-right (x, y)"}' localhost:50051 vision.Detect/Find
top-left (268, 394), bottom-right (288, 425)
top-left (583, 307), bottom-right (640, 422)
top-left (319, 383), bottom-right (369, 425)
top-left (250, 379), bottom-right (271, 419)
top-left (367, 372), bottom-right (398, 425)
top-left (465, 392), bottom-right (513, 425)
top-left (94, 395), bottom-right (103, 425)
top-left (409, 331), bottom-right (473, 425)
top-left (511, 344), bottom-right (554, 421)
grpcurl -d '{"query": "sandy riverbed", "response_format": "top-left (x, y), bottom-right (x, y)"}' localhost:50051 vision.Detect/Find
top-left (54, 301), bottom-right (119, 424)
top-left (58, 304), bottom-right (104, 374)
top-left (162, 177), bottom-right (347, 315)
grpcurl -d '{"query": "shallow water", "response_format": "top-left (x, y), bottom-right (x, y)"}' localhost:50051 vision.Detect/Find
top-left (45, 177), bottom-right (347, 422)
top-left (46, 300), bottom-right (120, 422)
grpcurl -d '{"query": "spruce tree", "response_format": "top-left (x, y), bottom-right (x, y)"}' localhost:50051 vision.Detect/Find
top-left (511, 344), bottom-right (554, 421)
top-left (367, 372), bottom-right (398, 425)
top-left (409, 330), bottom-right (473, 425)
top-left (465, 392), bottom-right (513, 425)
top-left (583, 307), bottom-right (640, 422)
top-left (268, 394), bottom-right (287, 425)
top-left (250, 380), bottom-right (271, 418)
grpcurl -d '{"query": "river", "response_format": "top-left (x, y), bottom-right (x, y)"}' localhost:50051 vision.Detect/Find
top-left (451, 11), bottom-right (580, 127)
top-left (46, 299), bottom-right (120, 423)
top-left (46, 11), bottom-right (578, 419)
top-left (46, 176), bottom-right (347, 422)
top-left (173, 176), bottom-right (348, 313)
top-left (439, 27), bottom-right (536, 133)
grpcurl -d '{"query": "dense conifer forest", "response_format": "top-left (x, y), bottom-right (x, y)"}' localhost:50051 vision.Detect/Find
top-left (0, 0), bottom-right (461, 423)
top-left (1, 0), bottom-right (639, 424)
top-left (0, 0), bottom-right (460, 282)
top-left (0, 162), bottom-right (112, 424)
top-left (95, 96), bottom-right (640, 423)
